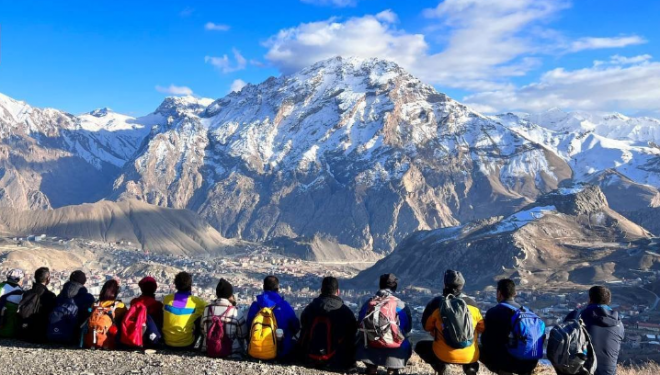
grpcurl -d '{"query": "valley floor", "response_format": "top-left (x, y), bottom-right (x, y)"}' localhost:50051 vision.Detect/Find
top-left (0, 340), bottom-right (657, 375)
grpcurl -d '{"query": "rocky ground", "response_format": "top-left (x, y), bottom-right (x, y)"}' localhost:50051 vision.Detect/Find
top-left (0, 340), bottom-right (657, 375)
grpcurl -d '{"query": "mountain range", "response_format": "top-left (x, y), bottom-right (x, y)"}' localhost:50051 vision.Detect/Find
top-left (1, 56), bottom-right (660, 260)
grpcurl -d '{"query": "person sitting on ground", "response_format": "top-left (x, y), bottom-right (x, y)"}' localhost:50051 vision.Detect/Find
top-left (65, 270), bottom-right (95, 326)
top-left (415, 270), bottom-right (484, 375)
top-left (562, 286), bottom-right (624, 375)
top-left (356, 273), bottom-right (412, 375)
top-left (162, 272), bottom-right (207, 349)
top-left (129, 277), bottom-right (164, 328)
top-left (299, 276), bottom-right (358, 371)
top-left (247, 275), bottom-right (300, 362)
top-left (0, 269), bottom-right (26, 338)
top-left (480, 279), bottom-right (539, 375)
top-left (17, 267), bottom-right (57, 343)
top-left (201, 278), bottom-right (248, 358)
top-left (82, 279), bottom-right (127, 349)
top-left (97, 279), bottom-right (127, 322)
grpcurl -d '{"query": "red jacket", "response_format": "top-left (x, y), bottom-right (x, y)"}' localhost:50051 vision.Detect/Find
top-left (130, 295), bottom-right (164, 328)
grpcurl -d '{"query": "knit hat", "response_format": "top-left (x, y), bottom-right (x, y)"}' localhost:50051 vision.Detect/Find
top-left (379, 273), bottom-right (398, 292)
top-left (444, 269), bottom-right (465, 287)
top-left (7, 269), bottom-right (24, 283)
top-left (70, 270), bottom-right (87, 285)
top-left (216, 278), bottom-right (234, 299)
top-left (138, 276), bottom-right (158, 295)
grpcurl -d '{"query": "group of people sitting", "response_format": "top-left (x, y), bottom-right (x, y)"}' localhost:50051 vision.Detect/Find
top-left (0, 267), bottom-right (624, 375)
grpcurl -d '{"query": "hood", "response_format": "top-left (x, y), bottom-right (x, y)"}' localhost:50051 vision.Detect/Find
top-left (314, 294), bottom-right (344, 312)
top-left (582, 304), bottom-right (621, 328)
top-left (58, 281), bottom-right (83, 300)
top-left (256, 291), bottom-right (285, 307)
top-left (375, 289), bottom-right (394, 298)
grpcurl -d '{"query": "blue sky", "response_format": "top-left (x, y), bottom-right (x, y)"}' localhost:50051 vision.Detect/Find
top-left (1, 0), bottom-right (658, 116)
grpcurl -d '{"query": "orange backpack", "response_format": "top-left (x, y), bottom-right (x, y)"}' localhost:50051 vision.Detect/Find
top-left (82, 301), bottom-right (119, 350)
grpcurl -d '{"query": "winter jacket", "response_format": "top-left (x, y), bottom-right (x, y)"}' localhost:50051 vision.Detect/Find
top-left (480, 299), bottom-right (539, 374)
top-left (60, 281), bottom-right (94, 326)
top-left (247, 291), bottom-right (300, 359)
top-left (421, 293), bottom-right (478, 329)
top-left (129, 295), bottom-right (164, 329)
top-left (0, 281), bottom-right (24, 338)
top-left (162, 292), bottom-right (207, 348)
top-left (201, 298), bottom-right (248, 357)
top-left (18, 283), bottom-right (57, 343)
top-left (565, 305), bottom-right (624, 375)
top-left (300, 294), bottom-right (358, 369)
top-left (0, 281), bottom-right (23, 305)
top-left (355, 289), bottom-right (412, 369)
top-left (423, 294), bottom-right (485, 365)
top-left (50, 281), bottom-right (85, 343)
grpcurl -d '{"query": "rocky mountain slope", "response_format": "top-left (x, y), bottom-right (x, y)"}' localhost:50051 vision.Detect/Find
top-left (353, 186), bottom-right (657, 289)
top-left (113, 57), bottom-right (571, 252)
top-left (0, 200), bottom-right (238, 256)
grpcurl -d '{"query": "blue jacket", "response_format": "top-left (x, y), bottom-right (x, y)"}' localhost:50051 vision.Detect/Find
top-left (247, 291), bottom-right (300, 359)
top-left (565, 305), bottom-right (624, 375)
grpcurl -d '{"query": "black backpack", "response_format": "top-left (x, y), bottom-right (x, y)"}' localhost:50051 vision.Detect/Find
top-left (17, 289), bottom-right (44, 341)
top-left (47, 297), bottom-right (79, 344)
top-left (306, 315), bottom-right (336, 364)
top-left (547, 315), bottom-right (597, 375)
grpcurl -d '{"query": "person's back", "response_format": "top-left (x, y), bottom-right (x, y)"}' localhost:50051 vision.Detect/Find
top-left (480, 279), bottom-right (539, 375)
top-left (18, 267), bottom-right (57, 343)
top-left (0, 269), bottom-right (25, 338)
top-left (162, 272), bottom-right (207, 348)
top-left (201, 278), bottom-right (248, 358)
top-left (300, 277), bottom-right (357, 370)
top-left (129, 277), bottom-right (164, 328)
top-left (48, 280), bottom-right (83, 344)
top-left (564, 287), bottom-right (624, 375)
top-left (247, 275), bottom-right (300, 361)
top-left (67, 271), bottom-right (95, 326)
top-left (356, 274), bottom-right (412, 375)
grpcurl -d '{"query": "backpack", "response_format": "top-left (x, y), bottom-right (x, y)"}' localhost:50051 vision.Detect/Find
top-left (205, 305), bottom-right (235, 358)
top-left (359, 294), bottom-right (404, 349)
top-left (547, 314), bottom-right (597, 375)
top-left (501, 303), bottom-right (546, 360)
top-left (248, 303), bottom-right (279, 360)
top-left (306, 315), bottom-right (336, 363)
top-left (0, 290), bottom-right (24, 338)
top-left (120, 302), bottom-right (148, 348)
top-left (17, 289), bottom-right (43, 340)
top-left (82, 301), bottom-right (119, 350)
top-left (47, 297), bottom-right (79, 344)
top-left (438, 294), bottom-right (474, 349)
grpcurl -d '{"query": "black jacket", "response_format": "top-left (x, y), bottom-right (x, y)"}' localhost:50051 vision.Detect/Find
top-left (420, 293), bottom-right (478, 329)
top-left (19, 283), bottom-right (57, 343)
top-left (480, 299), bottom-right (539, 374)
top-left (300, 294), bottom-right (357, 369)
top-left (58, 281), bottom-right (94, 327)
top-left (565, 305), bottom-right (624, 375)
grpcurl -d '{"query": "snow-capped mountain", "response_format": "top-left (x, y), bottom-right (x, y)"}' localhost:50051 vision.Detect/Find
top-left (113, 57), bottom-right (571, 252)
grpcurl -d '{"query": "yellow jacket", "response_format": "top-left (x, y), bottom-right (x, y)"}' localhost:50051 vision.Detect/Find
top-left (424, 303), bottom-right (485, 364)
top-left (162, 292), bottom-right (207, 347)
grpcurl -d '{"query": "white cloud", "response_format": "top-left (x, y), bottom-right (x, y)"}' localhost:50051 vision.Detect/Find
top-left (155, 84), bottom-right (194, 96)
top-left (205, 22), bottom-right (230, 31)
top-left (301, 0), bottom-right (357, 7)
top-left (567, 36), bottom-right (646, 52)
top-left (464, 55), bottom-right (660, 114)
top-left (205, 48), bottom-right (247, 73)
top-left (375, 10), bottom-right (398, 24)
top-left (230, 79), bottom-right (247, 93)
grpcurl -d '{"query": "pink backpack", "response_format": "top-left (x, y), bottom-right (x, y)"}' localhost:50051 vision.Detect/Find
top-left (359, 295), bottom-right (404, 349)
top-left (205, 305), bottom-right (234, 358)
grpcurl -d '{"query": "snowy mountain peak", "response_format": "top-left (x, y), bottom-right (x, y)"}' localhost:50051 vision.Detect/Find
top-left (155, 96), bottom-right (214, 118)
top-left (88, 107), bottom-right (113, 117)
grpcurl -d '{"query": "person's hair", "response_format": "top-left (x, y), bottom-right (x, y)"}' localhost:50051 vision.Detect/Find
top-left (35, 267), bottom-right (50, 284)
top-left (379, 273), bottom-right (398, 292)
top-left (174, 272), bottom-right (193, 292)
top-left (497, 279), bottom-right (516, 300)
top-left (99, 279), bottom-right (120, 302)
top-left (443, 285), bottom-right (463, 297)
top-left (263, 275), bottom-right (279, 292)
top-left (589, 286), bottom-right (612, 305)
top-left (70, 270), bottom-right (87, 285)
top-left (321, 276), bottom-right (339, 295)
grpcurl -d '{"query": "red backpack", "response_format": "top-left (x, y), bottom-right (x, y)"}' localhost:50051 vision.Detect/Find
top-left (205, 305), bottom-right (234, 358)
top-left (306, 315), bottom-right (336, 363)
top-left (120, 302), bottom-right (148, 348)
top-left (359, 295), bottom-right (404, 349)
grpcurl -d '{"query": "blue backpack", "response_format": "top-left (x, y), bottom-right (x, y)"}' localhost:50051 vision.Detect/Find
top-left (501, 303), bottom-right (546, 360)
top-left (47, 297), bottom-right (79, 344)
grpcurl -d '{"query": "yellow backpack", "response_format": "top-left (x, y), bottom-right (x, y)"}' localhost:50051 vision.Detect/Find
top-left (248, 305), bottom-right (278, 360)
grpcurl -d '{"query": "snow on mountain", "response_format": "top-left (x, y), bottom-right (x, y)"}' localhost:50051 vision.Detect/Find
top-left (114, 56), bottom-right (572, 252)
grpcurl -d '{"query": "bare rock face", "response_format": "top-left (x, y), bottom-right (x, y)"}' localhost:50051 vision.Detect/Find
top-left (113, 57), bottom-right (571, 252)
top-left (353, 186), bottom-right (655, 289)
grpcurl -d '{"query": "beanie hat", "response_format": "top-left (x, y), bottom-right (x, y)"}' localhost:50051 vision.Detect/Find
top-left (138, 277), bottom-right (158, 295)
top-left (444, 269), bottom-right (465, 287)
top-left (7, 269), bottom-right (24, 283)
top-left (70, 270), bottom-right (87, 285)
top-left (216, 278), bottom-right (234, 299)
top-left (379, 273), bottom-right (398, 292)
